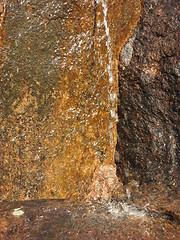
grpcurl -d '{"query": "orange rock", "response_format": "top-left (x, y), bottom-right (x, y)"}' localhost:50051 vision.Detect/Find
top-left (0, 0), bottom-right (141, 201)
top-left (86, 164), bottom-right (125, 200)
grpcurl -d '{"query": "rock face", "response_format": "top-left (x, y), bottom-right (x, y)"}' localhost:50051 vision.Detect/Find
top-left (116, 0), bottom-right (179, 190)
top-left (0, 0), bottom-right (141, 200)
top-left (86, 164), bottom-right (125, 200)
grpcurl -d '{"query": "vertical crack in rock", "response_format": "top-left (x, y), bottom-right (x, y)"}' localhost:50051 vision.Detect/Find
top-left (93, 0), bottom-right (97, 39)
top-left (86, 0), bottom-right (142, 201)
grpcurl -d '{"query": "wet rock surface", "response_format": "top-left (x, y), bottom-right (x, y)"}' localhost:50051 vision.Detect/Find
top-left (0, 0), bottom-right (141, 200)
top-left (0, 1), bottom-right (179, 238)
top-left (117, 0), bottom-right (179, 190)
top-left (0, 199), bottom-right (179, 240)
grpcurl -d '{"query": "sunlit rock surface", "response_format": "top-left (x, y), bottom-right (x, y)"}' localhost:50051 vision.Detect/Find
top-left (116, 0), bottom-right (179, 195)
top-left (0, 0), bottom-right (141, 200)
top-left (85, 165), bottom-right (125, 200)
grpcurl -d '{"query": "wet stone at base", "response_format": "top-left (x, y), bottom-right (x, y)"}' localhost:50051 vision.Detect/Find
top-left (0, 199), bottom-right (179, 240)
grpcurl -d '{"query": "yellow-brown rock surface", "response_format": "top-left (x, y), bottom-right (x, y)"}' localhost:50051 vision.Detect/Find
top-left (0, 0), bottom-right (141, 200)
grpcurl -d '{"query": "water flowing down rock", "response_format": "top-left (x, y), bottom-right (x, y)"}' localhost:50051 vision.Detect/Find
top-left (0, 0), bottom-right (141, 200)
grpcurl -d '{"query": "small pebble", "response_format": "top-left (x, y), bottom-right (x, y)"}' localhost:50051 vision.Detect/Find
top-left (13, 208), bottom-right (24, 217)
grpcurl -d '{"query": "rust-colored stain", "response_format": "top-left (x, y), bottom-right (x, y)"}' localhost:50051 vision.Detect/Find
top-left (0, 1), bottom-right (6, 38)
top-left (0, 0), bottom-right (141, 201)
top-left (0, 1), bottom-right (6, 65)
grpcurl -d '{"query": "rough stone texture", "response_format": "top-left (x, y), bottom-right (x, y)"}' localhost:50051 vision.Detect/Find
top-left (85, 164), bottom-right (125, 200)
top-left (0, 199), bottom-right (179, 240)
top-left (0, 0), bottom-right (6, 63)
top-left (0, 0), bottom-right (141, 201)
top-left (116, 0), bottom-right (179, 192)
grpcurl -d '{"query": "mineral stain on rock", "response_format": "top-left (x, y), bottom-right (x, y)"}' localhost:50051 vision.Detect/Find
top-left (0, 0), bottom-right (141, 201)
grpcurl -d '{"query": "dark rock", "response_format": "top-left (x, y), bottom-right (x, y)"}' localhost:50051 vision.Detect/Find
top-left (162, 200), bottom-right (180, 224)
top-left (116, 0), bottom-right (179, 190)
top-left (0, 199), bottom-right (179, 240)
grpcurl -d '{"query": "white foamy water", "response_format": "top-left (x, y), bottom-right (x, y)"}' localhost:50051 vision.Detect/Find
top-left (126, 188), bottom-right (131, 199)
top-left (107, 201), bottom-right (146, 219)
top-left (100, 0), bottom-right (114, 85)
top-left (98, 0), bottom-right (118, 147)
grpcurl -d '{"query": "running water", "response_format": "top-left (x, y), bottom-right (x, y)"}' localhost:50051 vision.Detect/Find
top-left (98, 0), bottom-right (117, 148)
top-left (1, 0), bottom-right (142, 200)
top-left (100, 0), bottom-right (114, 84)
top-left (107, 201), bottom-right (146, 219)
top-left (85, 0), bottom-right (120, 201)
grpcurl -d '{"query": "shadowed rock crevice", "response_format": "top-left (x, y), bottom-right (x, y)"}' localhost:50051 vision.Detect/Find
top-left (115, 0), bottom-right (179, 196)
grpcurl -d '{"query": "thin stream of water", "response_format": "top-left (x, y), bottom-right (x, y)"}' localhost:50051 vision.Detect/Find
top-left (99, 0), bottom-right (117, 148)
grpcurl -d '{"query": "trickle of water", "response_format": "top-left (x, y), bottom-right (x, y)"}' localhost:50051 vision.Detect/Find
top-left (126, 188), bottom-right (131, 199)
top-left (121, 202), bottom-right (146, 218)
top-left (99, 0), bottom-right (117, 148)
top-left (1, 0), bottom-right (142, 200)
